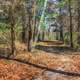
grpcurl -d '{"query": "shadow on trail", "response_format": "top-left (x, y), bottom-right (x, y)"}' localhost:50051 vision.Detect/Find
top-left (35, 45), bottom-right (76, 54)
top-left (0, 56), bottom-right (80, 77)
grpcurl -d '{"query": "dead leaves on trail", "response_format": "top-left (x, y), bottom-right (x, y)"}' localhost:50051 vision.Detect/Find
top-left (0, 41), bottom-right (80, 80)
top-left (0, 59), bottom-right (42, 80)
top-left (0, 52), bottom-right (80, 80)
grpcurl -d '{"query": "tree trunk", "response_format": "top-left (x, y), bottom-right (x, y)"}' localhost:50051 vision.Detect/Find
top-left (56, 32), bottom-right (59, 40)
top-left (60, 27), bottom-right (64, 41)
top-left (59, 0), bottom-right (64, 41)
top-left (59, 16), bottom-right (64, 41)
top-left (32, 1), bottom-right (37, 42)
top-left (21, 5), bottom-right (28, 43)
top-left (33, 18), bottom-right (37, 42)
top-left (11, 23), bottom-right (15, 55)
top-left (77, 1), bottom-right (80, 45)
top-left (42, 31), bottom-right (45, 41)
top-left (27, 14), bottom-right (32, 52)
top-left (69, 0), bottom-right (73, 48)
top-left (21, 12), bottom-right (26, 43)
top-left (9, 6), bottom-right (15, 55)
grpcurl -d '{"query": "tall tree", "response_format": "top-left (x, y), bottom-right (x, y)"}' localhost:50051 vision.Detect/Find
top-left (27, 0), bottom-right (33, 52)
top-left (8, 0), bottom-right (18, 55)
top-left (21, 2), bottom-right (28, 43)
top-left (59, 0), bottom-right (64, 41)
top-left (77, 0), bottom-right (80, 45)
top-left (68, 0), bottom-right (73, 47)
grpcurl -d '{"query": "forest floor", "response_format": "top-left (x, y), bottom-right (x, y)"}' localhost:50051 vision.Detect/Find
top-left (0, 41), bottom-right (80, 80)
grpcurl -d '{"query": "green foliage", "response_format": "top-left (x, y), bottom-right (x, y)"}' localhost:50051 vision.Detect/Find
top-left (41, 22), bottom-right (46, 30)
top-left (57, 0), bottom-right (67, 8)
top-left (46, 12), bottom-right (60, 18)
top-left (0, 22), bottom-right (8, 32)
top-left (36, 0), bottom-right (45, 7)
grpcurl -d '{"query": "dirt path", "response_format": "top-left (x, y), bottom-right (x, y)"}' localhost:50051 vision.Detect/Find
top-left (0, 41), bottom-right (80, 80)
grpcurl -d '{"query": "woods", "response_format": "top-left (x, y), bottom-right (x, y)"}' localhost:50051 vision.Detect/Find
top-left (0, 0), bottom-right (80, 80)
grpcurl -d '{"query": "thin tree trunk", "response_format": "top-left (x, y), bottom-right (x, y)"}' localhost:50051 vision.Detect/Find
top-left (42, 31), bottom-right (45, 41)
top-left (59, 0), bottom-right (64, 41)
top-left (9, 6), bottom-right (15, 55)
top-left (69, 0), bottom-right (73, 48)
top-left (32, 1), bottom-right (37, 42)
top-left (56, 32), bottom-right (59, 40)
top-left (21, 4), bottom-right (28, 43)
top-left (33, 18), bottom-right (37, 42)
top-left (11, 23), bottom-right (15, 55)
top-left (27, 14), bottom-right (32, 52)
top-left (21, 11), bottom-right (26, 43)
top-left (77, 1), bottom-right (80, 45)
top-left (60, 26), bottom-right (64, 41)
top-left (59, 16), bottom-right (64, 41)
